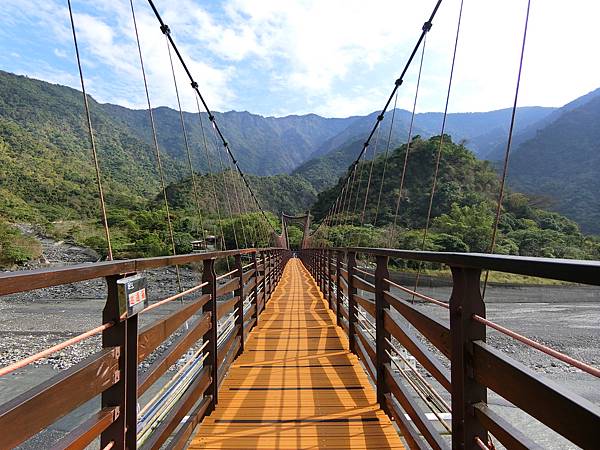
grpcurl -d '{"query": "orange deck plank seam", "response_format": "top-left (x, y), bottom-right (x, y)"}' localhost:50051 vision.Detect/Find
top-left (190, 259), bottom-right (404, 449)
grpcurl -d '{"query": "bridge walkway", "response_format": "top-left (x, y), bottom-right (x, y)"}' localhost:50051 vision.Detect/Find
top-left (189, 258), bottom-right (404, 449)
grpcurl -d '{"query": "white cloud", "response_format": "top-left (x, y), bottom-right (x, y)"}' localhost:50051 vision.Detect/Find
top-left (53, 48), bottom-right (67, 59)
top-left (2, 0), bottom-right (600, 117)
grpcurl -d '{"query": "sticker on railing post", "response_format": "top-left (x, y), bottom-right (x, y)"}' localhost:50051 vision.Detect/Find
top-left (117, 274), bottom-right (148, 318)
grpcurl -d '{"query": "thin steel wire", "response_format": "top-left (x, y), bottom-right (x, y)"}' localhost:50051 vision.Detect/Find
top-left (360, 125), bottom-right (382, 226)
top-left (212, 122), bottom-right (239, 249)
top-left (146, 0), bottom-right (276, 235)
top-left (130, 0), bottom-right (181, 289)
top-left (351, 149), bottom-right (368, 225)
top-left (483, 0), bottom-right (531, 298)
top-left (389, 35), bottom-right (428, 247)
top-left (415, 0), bottom-right (463, 294)
top-left (373, 90), bottom-right (399, 227)
top-left (195, 97), bottom-right (227, 252)
top-left (310, 0), bottom-right (442, 236)
top-left (344, 165), bottom-right (358, 225)
top-left (229, 159), bottom-right (249, 248)
top-left (165, 34), bottom-right (207, 246)
top-left (67, 0), bottom-right (113, 260)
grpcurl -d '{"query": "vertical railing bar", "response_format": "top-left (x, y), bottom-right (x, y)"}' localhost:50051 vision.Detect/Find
top-left (450, 265), bottom-right (487, 449)
top-left (347, 251), bottom-right (357, 347)
top-left (375, 255), bottom-right (391, 410)
top-left (234, 253), bottom-right (244, 356)
top-left (336, 250), bottom-right (343, 326)
top-left (202, 257), bottom-right (218, 409)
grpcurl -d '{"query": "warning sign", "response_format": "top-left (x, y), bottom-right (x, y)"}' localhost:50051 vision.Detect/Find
top-left (117, 274), bottom-right (148, 317)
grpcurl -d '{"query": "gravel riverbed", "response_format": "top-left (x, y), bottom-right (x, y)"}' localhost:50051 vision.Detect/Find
top-left (1, 236), bottom-right (598, 449)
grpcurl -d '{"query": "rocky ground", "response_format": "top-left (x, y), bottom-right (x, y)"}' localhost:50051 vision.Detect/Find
top-left (0, 230), bottom-right (204, 386)
top-left (1, 233), bottom-right (598, 449)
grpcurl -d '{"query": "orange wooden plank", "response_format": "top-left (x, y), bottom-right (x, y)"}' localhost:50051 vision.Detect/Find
top-left (190, 259), bottom-right (404, 450)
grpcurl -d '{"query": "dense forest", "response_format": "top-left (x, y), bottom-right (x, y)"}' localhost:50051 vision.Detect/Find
top-left (0, 70), bottom-right (599, 267)
top-left (310, 136), bottom-right (600, 261)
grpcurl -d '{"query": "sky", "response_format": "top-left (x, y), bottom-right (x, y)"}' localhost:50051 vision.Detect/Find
top-left (0, 0), bottom-right (599, 118)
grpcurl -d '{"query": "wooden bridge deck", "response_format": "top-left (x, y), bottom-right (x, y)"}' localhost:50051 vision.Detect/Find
top-left (190, 258), bottom-right (404, 449)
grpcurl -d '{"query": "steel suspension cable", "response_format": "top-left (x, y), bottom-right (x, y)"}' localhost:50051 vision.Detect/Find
top-left (227, 156), bottom-right (249, 248)
top-left (373, 90), bottom-right (399, 227)
top-left (238, 176), bottom-right (257, 246)
top-left (389, 34), bottom-right (428, 247)
top-left (415, 0), bottom-right (463, 294)
top-left (332, 185), bottom-right (344, 227)
top-left (351, 150), bottom-right (368, 225)
top-left (311, 0), bottom-right (442, 236)
top-left (344, 165), bottom-right (359, 225)
top-left (165, 34), bottom-right (206, 246)
top-left (195, 97), bottom-right (227, 252)
top-left (129, 0), bottom-right (181, 288)
top-left (483, 0), bottom-right (531, 297)
top-left (340, 175), bottom-right (353, 226)
top-left (67, 0), bottom-right (113, 260)
top-left (338, 179), bottom-right (350, 226)
top-left (212, 125), bottom-right (239, 249)
top-left (146, 0), bottom-right (277, 237)
top-left (360, 125), bottom-right (382, 225)
top-left (337, 173), bottom-right (350, 226)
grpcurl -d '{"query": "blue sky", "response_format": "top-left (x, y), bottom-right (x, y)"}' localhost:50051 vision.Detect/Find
top-left (1, 0), bottom-right (599, 117)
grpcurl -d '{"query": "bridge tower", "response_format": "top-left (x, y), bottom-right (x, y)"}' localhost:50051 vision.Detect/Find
top-left (274, 212), bottom-right (312, 249)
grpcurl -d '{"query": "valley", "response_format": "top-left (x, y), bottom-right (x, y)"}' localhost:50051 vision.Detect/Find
top-left (1, 69), bottom-right (599, 266)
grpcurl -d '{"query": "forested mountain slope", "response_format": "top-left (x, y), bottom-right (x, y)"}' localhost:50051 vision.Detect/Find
top-left (506, 92), bottom-right (600, 233)
top-left (311, 136), bottom-right (599, 260)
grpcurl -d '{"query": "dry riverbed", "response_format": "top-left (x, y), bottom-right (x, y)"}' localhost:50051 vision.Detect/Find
top-left (1, 237), bottom-right (598, 449)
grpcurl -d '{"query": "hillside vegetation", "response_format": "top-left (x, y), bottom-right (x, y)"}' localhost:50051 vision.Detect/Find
top-left (506, 92), bottom-right (600, 233)
top-left (311, 136), bottom-right (600, 261)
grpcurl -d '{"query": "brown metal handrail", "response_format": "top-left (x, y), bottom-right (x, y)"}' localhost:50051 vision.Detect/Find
top-left (300, 247), bottom-right (600, 450)
top-left (0, 247), bottom-right (290, 450)
top-left (472, 314), bottom-right (600, 378)
top-left (0, 322), bottom-right (115, 377)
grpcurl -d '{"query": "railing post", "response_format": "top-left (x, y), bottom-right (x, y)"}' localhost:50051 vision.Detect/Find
top-left (202, 258), bottom-right (218, 409)
top-left (101, 274), bottom-right (139, 450)
top-left (323, 249), bottom-right (329, 303)
top-left (450, 266), bottom-right (487, 449)
top-left (260, 251), bottom-right (267, 311)
top-left (266, 251), bottom-right (272, 300)
top-left (252, 251), bottom-right (259, 326)
top-left (347, 251), bottom-right (357, 349)
top-left (320, 250), bottom-right (325, 294)
top-left (101, 275), bottom-right (126, 450)
top-left (327, 250), bottom-right (334, 308)
top-left (277, 251), bottom-right (282, 283)
top-left (375, 255), bottom-right (391, 410)
top-left (234, 253), bottom-right (244, 356)
top-left (336, 250), bottom-right (343, 326)
top-left (322, 250), bottom-right (327, 294)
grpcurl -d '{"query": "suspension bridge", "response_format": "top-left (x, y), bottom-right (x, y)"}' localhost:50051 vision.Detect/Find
top-left (0, 0), bottom-right (599, 449)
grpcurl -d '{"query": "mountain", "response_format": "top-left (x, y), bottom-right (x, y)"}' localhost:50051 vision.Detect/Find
top-left (311, 136), bottom-right (598, 260)
top-left (1, 69), bottom-right (597, 235)
top-left (505, 91), bottom-right (600, 233)
top-left (311, 135), bottom-right (501, 227)
top-left (102, 104), bottom-right (349, 175)
top-left (0, 70), bottom-right (184, 223)
top-left (293, 107), bottom-right (554, 190)
top-left (164, 171), bottom-right (317, 216)
top-left (0, 70), bottom-right (344, 223)
top-left (485, 88), bottom-right (600, 161)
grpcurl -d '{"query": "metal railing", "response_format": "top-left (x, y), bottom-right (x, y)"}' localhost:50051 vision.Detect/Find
top-left (300, 247), bottom-right (600, 450)
top-left (0, 248), bottom-right (290, 450)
